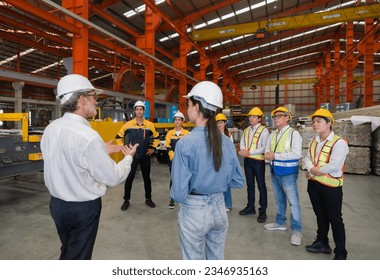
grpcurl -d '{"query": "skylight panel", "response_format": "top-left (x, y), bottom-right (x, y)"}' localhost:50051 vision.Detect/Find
top-left (0, 48), bottom-right (35, 66)
top-left (124, 0), bottom-right (165, 18)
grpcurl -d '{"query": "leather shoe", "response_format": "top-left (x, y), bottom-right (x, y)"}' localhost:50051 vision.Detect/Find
top-left (333, 254), bottom-right (347, 260)
top-left (257, 211), bottom-right (267, 223)
top-left (305, 241), bottom-right (332, 254)
top-left (121, 200), bottom-right (130, 211)
top-left (145, 199), bottom-right (156, 208)
top-left (239, 207), bottom-right (256, 215)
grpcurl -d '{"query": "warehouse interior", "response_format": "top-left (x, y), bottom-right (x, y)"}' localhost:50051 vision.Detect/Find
top-left (1, 0), bottom-right (380, 260)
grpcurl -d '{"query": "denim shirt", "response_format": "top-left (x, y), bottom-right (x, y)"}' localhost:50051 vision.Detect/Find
top-left (170, 126), bottom-right (244, 203)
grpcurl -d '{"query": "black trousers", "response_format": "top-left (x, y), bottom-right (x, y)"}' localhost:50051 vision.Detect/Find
top-left (307, 180), bottom-right (347, 258)
top-left (49, 196), bottom-right (101, 260)
top-left (243, 158), bottom-right (267, 212)
top-left (124, 155), bottom-right (152, 200)
top-left (168, 160), bottom-right (173, 190)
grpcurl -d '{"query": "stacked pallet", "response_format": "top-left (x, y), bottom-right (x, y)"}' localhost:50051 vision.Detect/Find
top-left (334, 120), bottom-right (371, 174)
top-left (296, 121), bottom-right (372, 174)
top-left (371, 126), bottom-right (380, 175)
top-left (296, 125), bottom-right (316, 170)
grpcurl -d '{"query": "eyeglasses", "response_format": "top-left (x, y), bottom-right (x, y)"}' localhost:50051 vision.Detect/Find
top-left (272, 114), bottom-right (287, 119)
top-left (87, 92), bottom-right (98, 101)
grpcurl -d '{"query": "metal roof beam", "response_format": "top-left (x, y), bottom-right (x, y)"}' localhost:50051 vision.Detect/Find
top-left (40, 0), bottom-right (198, 84)
top-left (4, 0), bottom-right (81, 35)
top-left (191, 3), bottom-right (380, 42)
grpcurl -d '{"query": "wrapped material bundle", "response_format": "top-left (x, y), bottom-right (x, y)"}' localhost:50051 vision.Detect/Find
top-left (333, 121), bottom-right (371, 147)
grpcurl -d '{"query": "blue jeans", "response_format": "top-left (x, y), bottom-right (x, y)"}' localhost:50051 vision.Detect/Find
top-left (271, 172), bottom-right (302, 232)
top-left (178, 193), bottom-right (228, 260)
top-left (224, 188), bottom-right (232, 209)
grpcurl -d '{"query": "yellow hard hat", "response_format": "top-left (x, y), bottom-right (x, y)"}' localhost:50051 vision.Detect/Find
top-left (309, 108), bottom-right (334, 124)
top-left (215, 113), bottom-right (227, 122)
top-left (248, 107), bottom-right (264, 117)
top-left (271, 106), bottom-right (289, 116)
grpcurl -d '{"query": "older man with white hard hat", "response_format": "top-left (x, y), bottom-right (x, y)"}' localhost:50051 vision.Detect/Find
top-left (41, 74), bottom-right (138, 259)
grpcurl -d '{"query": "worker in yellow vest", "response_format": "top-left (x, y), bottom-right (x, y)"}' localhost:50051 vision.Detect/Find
top-left (304, 108), bottom-right (349, 260)
top-left (238, 107), bottom-right (270, 223)
top-left (165, 111), bottom-right (190, 209)
top-left (216, 113), bottom-right (234, 212)
top-left (264, 106), bottom-right (303, 246)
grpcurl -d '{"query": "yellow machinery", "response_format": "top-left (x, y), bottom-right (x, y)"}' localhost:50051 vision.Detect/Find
top-left (89, 107), bottom-right (195, 163)
top-left (89, 116), bottom-right (125, 163)
top-left (0, 113), bottom-right (43, 178)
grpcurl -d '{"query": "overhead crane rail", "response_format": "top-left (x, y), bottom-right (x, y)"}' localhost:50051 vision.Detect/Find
top-left (191, 3), bottom-right (380, 42)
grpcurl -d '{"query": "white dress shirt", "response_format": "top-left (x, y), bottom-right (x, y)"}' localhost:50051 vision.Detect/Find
top-left (41, 113), bottom-right (132, 202)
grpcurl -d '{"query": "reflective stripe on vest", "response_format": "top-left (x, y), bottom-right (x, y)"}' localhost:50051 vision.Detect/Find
top-left (270, 127), bottom-right (299, 176)
top-left (244, 125), bottom-right (265, 160)
top-left (310, 135), bottom-right (347, 187)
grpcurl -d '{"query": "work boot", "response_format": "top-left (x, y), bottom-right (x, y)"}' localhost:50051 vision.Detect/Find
top-left (145, 198), bottom-right (156, 208)
top-left (257, 211), bottom-right (267, 223)
top-left (120, 200), bottom-right (130, 211)
top-left (305, 240), bottom-right (332, 254)
top-left (239, 206), bottom-right (256, 215)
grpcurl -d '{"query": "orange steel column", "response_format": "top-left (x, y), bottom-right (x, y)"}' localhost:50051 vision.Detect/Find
top-left (344, 22), bottom-right (354, 102)
top-left (194, 55), bottom-right (209, 81)
top-left (221, 79), bottom-right (229, 106)
top-left (315, 60), bottom-right (324, 108)
top-left (284, 74), bottom-right (288, 104)
top-left (234, 86), bottom-right (243, 105)
top-left (137, 7), bottom-right (162, 120)
top-left (362, 18), bottom-right (374, 107)
top-left (63, 0), bottom-right (89, 76)
top-left (173, 35), bottom-right (192, 115)
top-left (325, 54), bottom-right (331, 103)
top-left (333, 40), bottom-right (341, 105)
top-left (212, 69), bottom-right (223, 102)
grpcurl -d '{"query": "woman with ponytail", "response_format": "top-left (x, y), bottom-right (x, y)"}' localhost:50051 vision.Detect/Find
top-left (170, 81), bottom-right (244, 260)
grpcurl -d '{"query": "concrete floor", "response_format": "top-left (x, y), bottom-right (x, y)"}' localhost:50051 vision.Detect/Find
top-left (0, 157), bottom-right (379, 260)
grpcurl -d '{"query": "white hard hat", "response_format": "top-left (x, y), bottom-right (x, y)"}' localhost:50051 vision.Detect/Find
top-left (184, 81), bottom-right (223, 112)
top-left (133, 100), bottom-right (146, 109)
top-left (173, 111), bottom-right (185, 120)
top-left (56, 74), bottom-right (102, 104)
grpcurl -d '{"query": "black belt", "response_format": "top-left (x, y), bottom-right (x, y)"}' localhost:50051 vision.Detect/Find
top-left (189, 192), bottom-right (207, 196)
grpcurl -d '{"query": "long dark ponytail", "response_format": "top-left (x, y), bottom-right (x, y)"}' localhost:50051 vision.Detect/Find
top-left (191, 97), bottom-right (222, 171)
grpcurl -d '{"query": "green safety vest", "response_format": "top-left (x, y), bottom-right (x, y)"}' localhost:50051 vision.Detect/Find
top-left (270, 127), bottom-right (299, 176)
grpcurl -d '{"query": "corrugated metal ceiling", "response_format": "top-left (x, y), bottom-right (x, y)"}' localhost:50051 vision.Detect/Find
top-left (0, 0), bottom-right (378, 101)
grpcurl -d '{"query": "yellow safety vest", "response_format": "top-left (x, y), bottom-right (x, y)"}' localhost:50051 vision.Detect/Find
top-left (309, 135), bottom-right (347, 187)
top-left (270, 127), bottom-right (299, 176)
top-left (243, 125), bottom-right (266, 160)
